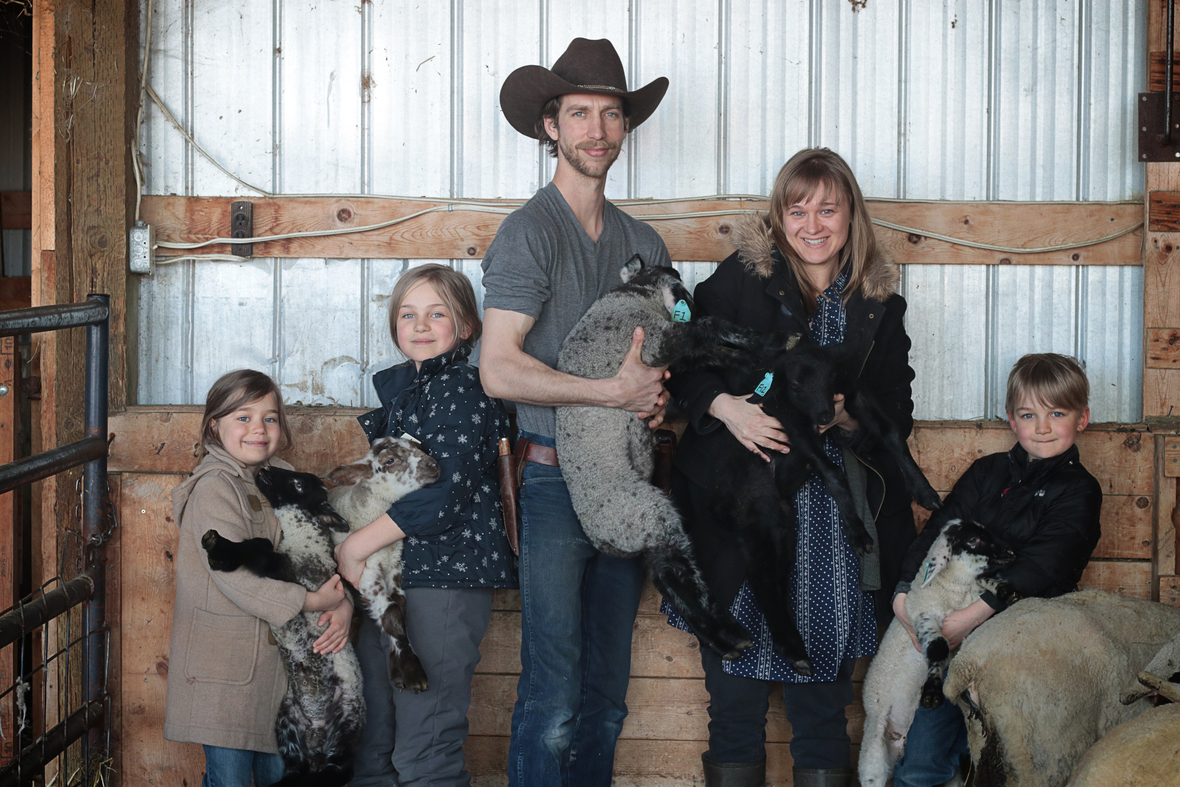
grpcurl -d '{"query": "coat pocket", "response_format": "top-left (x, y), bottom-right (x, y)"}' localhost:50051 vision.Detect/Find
top-left (184, 608), bottom-right (261, 685)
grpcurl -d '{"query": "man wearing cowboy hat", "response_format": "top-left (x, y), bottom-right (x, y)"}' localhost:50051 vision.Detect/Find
top-left (479, 38), bottom-right (670, 786)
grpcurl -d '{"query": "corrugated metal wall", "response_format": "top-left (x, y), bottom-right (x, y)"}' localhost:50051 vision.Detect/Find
top-left (136, 0), bottom-right (1146, 420)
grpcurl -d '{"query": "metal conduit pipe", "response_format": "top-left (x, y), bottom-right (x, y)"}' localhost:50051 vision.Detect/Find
top-left (0, 699), bottom-right (105, 787)
top-left (0, 575), bottom-right (96, 650)
top-left (0, 436), bottom-right (107, 497)
top-left (0, 299), bottom-right (110, 337)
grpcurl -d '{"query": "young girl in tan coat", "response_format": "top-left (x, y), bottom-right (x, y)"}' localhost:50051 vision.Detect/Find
top-left (164, 370), bottom-right (353, 787)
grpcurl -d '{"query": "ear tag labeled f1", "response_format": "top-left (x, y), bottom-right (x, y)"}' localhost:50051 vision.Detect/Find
top-left (672, 299), bottom-right (691, 322)
top-left (920, 560), bottom-right (936, 588)
top-left (754, 372), bottom-right (774, 397)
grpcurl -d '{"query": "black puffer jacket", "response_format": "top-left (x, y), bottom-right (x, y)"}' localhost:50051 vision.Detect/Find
top-left (896, 442), bottom-right (1102, 611)
top-left (668, 213), bottom-right (919, 617)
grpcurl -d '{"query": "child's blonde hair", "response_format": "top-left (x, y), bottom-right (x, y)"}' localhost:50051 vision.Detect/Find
top-left (387, 264), bottom-right (481, 354)
top-left (199, 370), bottom-right (292, 459)
top-left (1005, 353), bottom-right (1089, 415)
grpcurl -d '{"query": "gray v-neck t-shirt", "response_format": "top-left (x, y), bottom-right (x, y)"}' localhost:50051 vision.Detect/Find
top-left (481, 183), bottom-right (672, 437)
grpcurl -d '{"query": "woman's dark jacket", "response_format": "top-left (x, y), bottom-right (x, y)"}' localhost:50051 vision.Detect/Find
top-left (358, 349), bottom-right (516, 589)
top-left (668, 214), bottom-right (919, 618)
top-left (895, 442), bottom-right (1102, 611)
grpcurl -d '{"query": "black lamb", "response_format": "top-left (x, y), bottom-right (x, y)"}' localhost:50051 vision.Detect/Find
top-left (673, 335), bottom-right (943, 676)
top-left (201, 466), bottom-right (364, 787)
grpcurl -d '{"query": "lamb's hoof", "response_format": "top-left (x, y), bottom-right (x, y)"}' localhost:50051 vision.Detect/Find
top-left (391, 655), bottom-right (430, 694)
top-left (789, 657), bottom-right (814, 678)
top-left (920, 676), bottom-right (945, 709)
top-left (855, 537), bottom-right (875, 556)
top-left (920, 690), bottom-right (945, 710)
top-left (200, 529), bottom-right (221, 551)
top-left (917, 488), bottom-right (943, 511)
top-left (718, 639), bottom-right (755, 661)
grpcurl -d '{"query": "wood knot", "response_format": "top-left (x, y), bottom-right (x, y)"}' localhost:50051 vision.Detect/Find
top-left (1168, 245), bottom-right (1175, 254)
top-left (1071, 253), bottom-right (1080, 261)
top-left (467, 247), bottom-right (478, 256)
top-left (87, 226), bottom-right (109, 251)
top-left (1135, 496), bottom-right (1150, 509)
top-left (336, 207), bottom-right (353, 222)
top-left (999, 257), bottom-right (1012, 264)
top-left (718, 223), bottom-right (731, 235)
top-left (907, 233), bottom-right (922, 244)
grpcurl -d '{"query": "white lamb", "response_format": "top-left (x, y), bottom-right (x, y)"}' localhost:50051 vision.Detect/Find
top-left (859, 519), bottom-right (1017, 787)
top-left (327, 436), bottom-right (440, 693)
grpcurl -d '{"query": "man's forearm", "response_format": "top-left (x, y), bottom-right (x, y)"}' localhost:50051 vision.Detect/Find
top-left (480, 347), bottom-right (618, 408)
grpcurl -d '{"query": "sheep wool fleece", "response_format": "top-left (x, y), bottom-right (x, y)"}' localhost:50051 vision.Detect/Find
top-left (164, 446), bottom-right (306, 753)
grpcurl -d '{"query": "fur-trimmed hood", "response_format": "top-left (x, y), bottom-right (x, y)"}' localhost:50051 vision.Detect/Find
top-left (729, 212), bottom-right (900, 302)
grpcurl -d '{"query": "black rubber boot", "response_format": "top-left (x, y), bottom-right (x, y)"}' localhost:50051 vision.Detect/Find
top-left (701, 753), bottom-right (766, 787)
top-left (792, 767), bottom-right (854, 787)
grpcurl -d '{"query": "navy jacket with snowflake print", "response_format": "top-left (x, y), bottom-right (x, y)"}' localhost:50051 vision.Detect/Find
top-left (358, 349), bottom-right (517, 589)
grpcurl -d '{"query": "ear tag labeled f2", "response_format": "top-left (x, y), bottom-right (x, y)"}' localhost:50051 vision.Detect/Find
top-left (672, 299), bottom-right (691, 323)
top-left (920, 560), bottom-right (936, 588)
top-left (754, 372), bottom-right (774, 397)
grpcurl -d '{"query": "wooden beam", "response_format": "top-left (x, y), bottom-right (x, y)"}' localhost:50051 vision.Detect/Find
top-left (1147, 327), bottom-right (1180, 370)
top-left (0, 191), bottom-right (31, 230)
top-left (1150, 191), bottom-right (1180, 232)
top-left (1145, 0), bottom-right (1180, 420)
top-left (138, 196), bottom-right (1143, 266)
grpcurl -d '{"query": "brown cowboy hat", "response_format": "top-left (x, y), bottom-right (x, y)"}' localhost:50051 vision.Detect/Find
top-left (499, 38), bottom-right (669, 140)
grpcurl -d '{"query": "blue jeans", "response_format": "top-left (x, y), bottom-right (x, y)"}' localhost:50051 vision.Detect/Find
top-left (891, 695), bottom-right (969, 787)
top-left (508, 432), bottom-right (646, 787)
top-left (202, 745), bottom-right (284, 787)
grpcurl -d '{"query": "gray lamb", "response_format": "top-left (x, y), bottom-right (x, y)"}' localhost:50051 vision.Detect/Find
top-left (556, 255), bottom-right (765, 660)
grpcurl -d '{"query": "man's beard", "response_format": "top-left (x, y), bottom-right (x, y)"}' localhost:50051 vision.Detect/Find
top-left (558, 136), bottom-right (622, 179)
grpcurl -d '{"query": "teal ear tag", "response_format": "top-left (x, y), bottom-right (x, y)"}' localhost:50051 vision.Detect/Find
top-left (754, 372), bottom-right (774, 397)
top-left (671, 299), bottom-right (691, 322)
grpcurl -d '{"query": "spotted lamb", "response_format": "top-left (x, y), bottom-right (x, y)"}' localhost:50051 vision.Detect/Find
top-left (859, 519), bottom-right (1017, 787)
top-left (326, 436), bottom-right (441, 693)
top-left (201, 466), bottom-right (363, 787)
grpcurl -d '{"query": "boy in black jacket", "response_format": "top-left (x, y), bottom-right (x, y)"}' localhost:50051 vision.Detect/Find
top-left (889, 353), bottom-right (1102, 787)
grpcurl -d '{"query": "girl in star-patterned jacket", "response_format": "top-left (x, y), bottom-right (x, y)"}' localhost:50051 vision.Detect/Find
top-left (336, 264), bottom-right (516, 787)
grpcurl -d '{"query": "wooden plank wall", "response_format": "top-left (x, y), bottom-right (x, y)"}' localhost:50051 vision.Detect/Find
top-left (108, 410), bottom-right (1161, 786)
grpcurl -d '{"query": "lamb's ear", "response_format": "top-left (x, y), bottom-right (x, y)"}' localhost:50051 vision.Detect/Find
top-left (620, 254), bottom-right (645, 283)
top-left (919, 532), bottom-right (953, 588)
top-left (327, 462), bottom-right (373, 488)
top-left (663, 281), bottom-right (693, 320)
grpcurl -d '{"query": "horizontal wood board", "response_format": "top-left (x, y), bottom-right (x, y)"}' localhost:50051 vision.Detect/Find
top-left (139, 196), bottom-right (1143, 266)
top-left (112, 413), bottom-right (1159, 786)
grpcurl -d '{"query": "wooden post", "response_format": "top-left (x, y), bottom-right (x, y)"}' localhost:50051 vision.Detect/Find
top-left (30, 0), bottom-right (137, 778)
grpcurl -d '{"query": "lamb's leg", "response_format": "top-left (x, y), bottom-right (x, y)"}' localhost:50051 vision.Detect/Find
top-left (844, 390), bottom-right (942, 511)
top-left (646, 535), bottom-right (753, 660)
top-left (201, 529), bottom-right (295, 578)
top-left (729, 478), bottom-right (813, 677)
top-left (360, 563), bottom-right (429, 693)
top-left (272, 692), bottom-right (312, 786)
top-left (772, 430), bottom-right (874, 556)
top-left (914, 613), bottom-right (951, 709)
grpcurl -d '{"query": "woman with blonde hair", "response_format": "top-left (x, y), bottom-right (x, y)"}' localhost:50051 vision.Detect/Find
top-left (666, 148), bottom-right (920, 787)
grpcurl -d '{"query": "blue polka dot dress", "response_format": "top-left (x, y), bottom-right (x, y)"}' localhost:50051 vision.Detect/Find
top-left (665, 266), bottom-right (878, 682)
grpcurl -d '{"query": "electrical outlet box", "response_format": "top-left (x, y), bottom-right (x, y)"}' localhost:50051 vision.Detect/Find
top-left (129, 221), bottom-right (155, 275)
top-left (231, 200), bottom-right (254, 257)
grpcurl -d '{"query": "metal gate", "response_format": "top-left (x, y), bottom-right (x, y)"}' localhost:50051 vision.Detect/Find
top-left (0, 295), bottom-right (112, 786)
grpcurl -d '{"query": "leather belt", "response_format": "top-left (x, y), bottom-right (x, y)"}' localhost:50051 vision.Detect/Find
top-left (514, 437), bottom-right (558, 490)
top-left (514, 437), bottom-right (559, 468)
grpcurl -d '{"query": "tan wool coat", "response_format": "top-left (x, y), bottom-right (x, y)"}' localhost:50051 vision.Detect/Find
top-left (163, 445), bottom-right (306, 752)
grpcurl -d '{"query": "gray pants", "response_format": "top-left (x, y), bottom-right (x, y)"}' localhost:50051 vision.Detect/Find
top-left (351, 586), bottom-right (495, 787)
